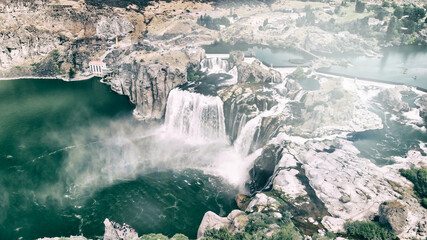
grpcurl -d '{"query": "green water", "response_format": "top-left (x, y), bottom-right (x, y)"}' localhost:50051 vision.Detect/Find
top-left (320, 46), bottom-right (427, 89)
top-left (0, 79), bottom-right (236, 239)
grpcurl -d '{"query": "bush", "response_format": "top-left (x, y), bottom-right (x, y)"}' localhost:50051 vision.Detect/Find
top-left (244, 212), bottom-right (275, 233)
top-left (400, 168), bottom-right (427, 208)
top-left (187, 67), bottom-right (202, 82)
top-left (271, 224), bottom-right (302, 240)
top-left (197, 14), bottom-right (231, 30)
top-left (344, 221), bottom-right (397, 240)
top-left (289, 66), bottom-right (307, 80)
top-left (355, 0), bottom-right (366, 13)
top-left (203, 227), bottom-right (234, 240)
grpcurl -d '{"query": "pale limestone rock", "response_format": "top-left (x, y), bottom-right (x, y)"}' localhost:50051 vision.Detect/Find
top-left (273, 169), bottom-right (307, 198)
top-left (246, 193), bottom-right (280, 212)
top-left (321, 216), bottom-right (346, 233)
top-left (197, 211), bottom-right (230, 239)
top-left (96, 16), bottom-right (134, 40)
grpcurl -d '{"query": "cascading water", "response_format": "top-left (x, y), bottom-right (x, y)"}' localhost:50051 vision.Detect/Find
top-left (200, 57), bottom-right (238, 86)
top-left (164, 88), bottom-right (227, 143)
top-left (200, 57), bottom-right (230, 74)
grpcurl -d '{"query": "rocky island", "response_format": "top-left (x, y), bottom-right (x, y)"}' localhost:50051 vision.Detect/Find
top-left (0, 0), bottom-right (426, 240)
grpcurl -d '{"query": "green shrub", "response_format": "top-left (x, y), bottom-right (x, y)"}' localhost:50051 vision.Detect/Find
top-left (289, 66), bottom-right (306, 80)
top-left (344, 221), bottom-right (397, 240)
top-left (271, 224), bottom-right (302, 240)
top-left (171, 234), bottom-right (189, 240)
top-left (203, 227), bottom-right (234, 240)
top-left (244, 212), bottom-right (275, 233)
top-left (139, 233), bottom-right (170, 240)
top-left (187, 67), bottom-right (202, 82)
top-left (400, 168), bottom-right (427, 208)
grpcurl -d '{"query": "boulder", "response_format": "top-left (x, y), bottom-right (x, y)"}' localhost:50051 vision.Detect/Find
top-left (246, 193), bottom-right (280, 212)
top-left (377, 86), bottom-right (410, 113)
top-left (235, 193), bottom-right (250, 210)
top-left (321, 216), bottom-right (346, 233)
top-left (197, 210), bottom-right (247, 239)
top-left (197, 211), bottom-right (230, 239)
top-left (379, 201), bottom-right (408, 234)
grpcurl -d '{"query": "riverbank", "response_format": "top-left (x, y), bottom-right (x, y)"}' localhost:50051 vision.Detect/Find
top-left (0, 75), bottom-right (99, 82)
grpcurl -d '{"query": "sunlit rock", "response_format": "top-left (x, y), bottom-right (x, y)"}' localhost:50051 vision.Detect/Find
top-left (96, 16), bottom-right (134, 40)
top-left (379, 201), bottom-right (408, 235)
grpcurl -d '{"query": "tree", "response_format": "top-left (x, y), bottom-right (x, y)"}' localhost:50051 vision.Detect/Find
top-left (407, 7), bottom-right (426, 22)
top-left (263, 18), bottom-right (269, 27)
top-left (386, 17), bottom-right (397, 40)
top-left (382, 1), bottom-right (390, 8)
top-left (393, 6), bottom-right (403, 19)
top-left (355, 0), bottom-right (366, 13)
top-left (68, 68), bottom-right (76, 79)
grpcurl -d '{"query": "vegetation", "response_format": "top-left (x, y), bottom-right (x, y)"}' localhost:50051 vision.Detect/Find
top-left (139, 233), bottom-right (189, 240)
top-left (355, 0), bottom-right (366, 13)
top-left (68, 68), bottom-right (76, 79)
top-left (289, 66), bottom-right (307, 80)
top-left (296, 5), bottom-right (316, 27)
top-left (344, 221), bottom-right (397, 240)
top-left (197, 14), bottom-right (231, 30)
top-left (187, 66), bottom-right (203, 82)
top-left (202, 211), bottom-right (301, 240)
top-left (400, 168), bottom-right (427, 208)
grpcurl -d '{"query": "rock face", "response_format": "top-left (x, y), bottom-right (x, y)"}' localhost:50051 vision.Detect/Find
top-left (415, 94), bottom-right (427, 121)
top-left (109, 47), bottom-right (205, 121)
top-left (379, 201), bottom-right (408, 234)
top-left (218, 84), bottom-right (278, 143)
top-left (96, 16), bottom-right (134, 39)
top-left (111, 63), bottom-right (187, 120)
top-left (248, 144), bottom-right (283, 192)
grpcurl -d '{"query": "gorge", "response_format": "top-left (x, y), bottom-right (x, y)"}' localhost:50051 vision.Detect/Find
top-left (1, 0), bottom-right (427, 240)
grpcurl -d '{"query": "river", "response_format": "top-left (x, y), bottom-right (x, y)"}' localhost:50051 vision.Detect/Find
top-left (0, 78), bottom-right (237, 239)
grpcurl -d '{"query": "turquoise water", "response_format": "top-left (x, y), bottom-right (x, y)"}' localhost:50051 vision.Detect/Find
top-left (0, 79), bottom-right (236, 239)
top-left (321, 46), bottom-right (427, 89)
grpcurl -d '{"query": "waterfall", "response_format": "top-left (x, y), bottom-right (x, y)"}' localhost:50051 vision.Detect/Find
top-left (200, 57), bottom-right (230, 74)
top-left (234, 117), bottom-right (262, 156)
top-left (200, 57), bottom-right (238, 86)
top-left (165, 88), bottom-right (227, 143)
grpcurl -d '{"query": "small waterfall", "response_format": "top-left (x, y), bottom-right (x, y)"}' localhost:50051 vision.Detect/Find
top-left (234, 117), bottom-right (262, 156)
top-left (200, 57), bottom-right (238, 86)
top-left (200, 57), bottom-right (230, 74)
top-left (165, 88), bottom-right (227, 142)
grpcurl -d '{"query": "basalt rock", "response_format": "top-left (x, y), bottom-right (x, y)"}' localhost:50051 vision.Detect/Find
top-left (218, 84), bottom-right (278, 143)
top-left (379, 201), bottom-right (408, 234)
top-left (109, 47), bottom-right (205, 121)
top-left (248, 144), bottom-right (284, 193)
top-left (377, 86), bottom-right (411, 113)
top-left (415, 94), bottom-right (427, 121)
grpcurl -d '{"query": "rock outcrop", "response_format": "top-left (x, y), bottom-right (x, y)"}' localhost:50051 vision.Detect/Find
top-left (109, 47), bottom-right (205, 121)
top-left (229, 51), bottom-right (282, 84)
top-left (379, 201), bottom-right (408, 234)
top-left (377, 86), bottom-right (411, 113)
top-left (96, 16), bottom-right (134, 40)
top-left (248, 144), bottom-right (283, 192)
top-left (197, 210), bottom-right (247, 239)
top-left (415, 94), bottom-right (427, 121)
